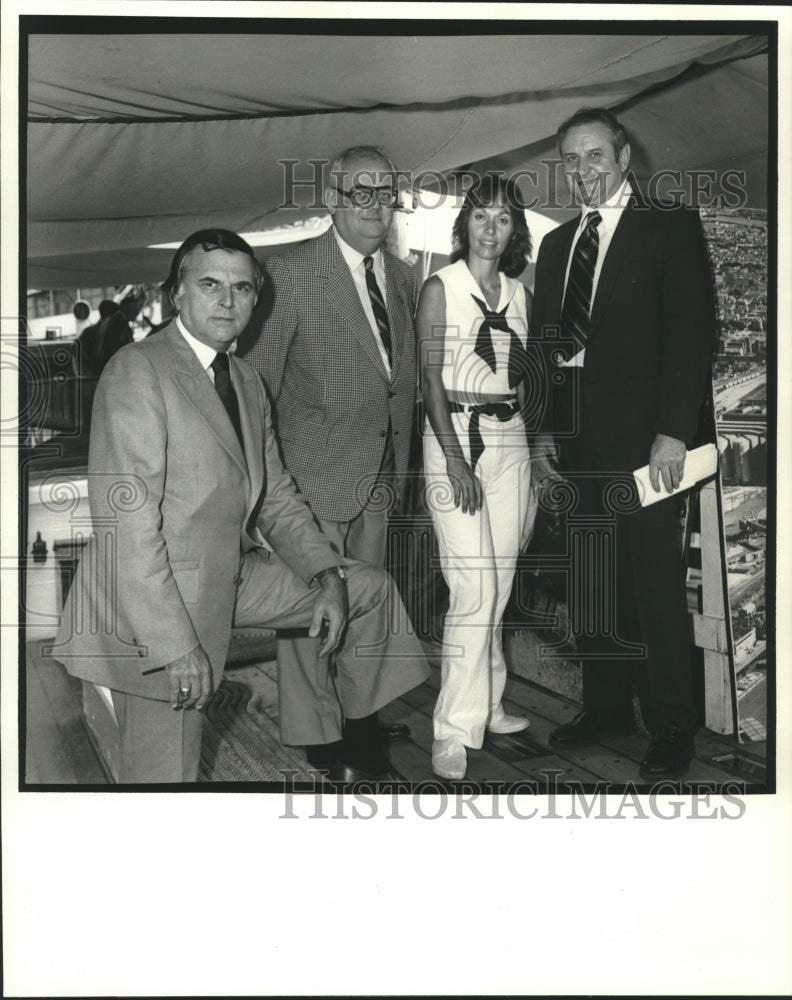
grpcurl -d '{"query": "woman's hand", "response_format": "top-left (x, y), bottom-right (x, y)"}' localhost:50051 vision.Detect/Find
top-left (446, 454), bottom-right (483, 515)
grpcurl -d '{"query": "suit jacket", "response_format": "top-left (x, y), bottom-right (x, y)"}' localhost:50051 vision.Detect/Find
top-left (53, 321), bottom-right (339, 700)
top-left (241, 227), bottom-right (419, 522)
top-left (531, 195), bottom-right (716, 471)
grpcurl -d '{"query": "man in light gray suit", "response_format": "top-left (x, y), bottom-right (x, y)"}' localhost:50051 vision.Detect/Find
top-left (53, 229), bottom-right (429, 783)
top-left (241, 146), bottom-right (420, 774)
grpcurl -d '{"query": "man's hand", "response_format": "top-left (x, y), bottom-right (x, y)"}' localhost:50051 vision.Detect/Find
top-left (532, 453), bottom-right (564, 495)
top-left (446, 454), bottom-right (483, 515)
top-left (649, 433), bottom-right (687, 494)
top-left (165, 644), bottom-right (213, 711)
top-left (309, 574), bottom-right (349, 658)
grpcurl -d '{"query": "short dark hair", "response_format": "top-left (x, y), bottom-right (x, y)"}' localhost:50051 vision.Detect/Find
top-left (556, 107), bottom-right (630, 158)
top-left (450, 174), bottom-right (532, 278)
top-left (161, 228), bottom-right (264, 309)
top-left (98, 299), bottom-right (119, 319)
top-left (120, 295), bottom-right (142, 318)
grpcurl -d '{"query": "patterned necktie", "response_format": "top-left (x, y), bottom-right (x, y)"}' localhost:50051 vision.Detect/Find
top-left (561, 209), bottom-right (602, 349)
top-left (363, 255), bottom-right (393, 368)
top-left (470, 294), bottom-right (529, 389)
top-left (210, 352), bottom-right (244, 450)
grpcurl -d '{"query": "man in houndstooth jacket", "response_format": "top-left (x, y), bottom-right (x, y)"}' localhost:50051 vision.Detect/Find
top-left (241, 146), bottom-right (421, 777)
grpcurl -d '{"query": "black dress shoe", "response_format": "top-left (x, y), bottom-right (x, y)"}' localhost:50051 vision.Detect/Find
top-left (305, 741), bottom-right (343, 771)
top-left (640, 723), bottom-right (695, 780)
top-left (548, 710), bottom-right (636, 749)
top-left (379, 721), bottom-right (410, 742)
top-left (328, 761), bottom-right (390, 786)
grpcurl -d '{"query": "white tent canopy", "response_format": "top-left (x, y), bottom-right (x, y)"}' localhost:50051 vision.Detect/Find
top-left (26, 30), bottom-right (768, 287)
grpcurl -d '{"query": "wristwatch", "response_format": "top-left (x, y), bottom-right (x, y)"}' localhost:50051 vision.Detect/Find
top-left (312, 565), bottom-right (349, 587)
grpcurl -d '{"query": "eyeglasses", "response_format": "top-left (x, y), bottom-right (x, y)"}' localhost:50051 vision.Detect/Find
top-left (332, 184), bottom-right (399, 208)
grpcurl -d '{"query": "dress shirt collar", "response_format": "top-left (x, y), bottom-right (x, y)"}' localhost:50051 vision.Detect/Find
top-left (176, 314), bottom-right (228, 372)
top-left (577, 178), bottom-right (632, 238)
top-left (333, 226), bottom-right (384, 274)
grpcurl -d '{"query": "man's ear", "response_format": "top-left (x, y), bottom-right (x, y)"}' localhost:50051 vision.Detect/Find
top-left (619, 142), bottom-right (631, 173)
top-left (323, 186), bottom-right (338, 214)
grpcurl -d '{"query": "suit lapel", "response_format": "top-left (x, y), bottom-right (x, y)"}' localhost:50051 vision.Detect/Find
top-left (384, 252), bottom-right (410, 379)
top-left (319, 228), bottom-right (393, 384)
top-left (588, 197), bottom-right (643, 339)
top-left (232, 359), bottom-right (266, 524)
top-left (550, 222), bottom-right (577, 318)
top-left (164, 324), bottom-right (249, 479)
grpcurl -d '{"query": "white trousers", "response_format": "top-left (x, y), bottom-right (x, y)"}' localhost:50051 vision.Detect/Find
top-left (424, 410), bottom-right (533, 747)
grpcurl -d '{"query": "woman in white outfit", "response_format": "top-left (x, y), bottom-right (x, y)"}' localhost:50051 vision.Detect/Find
top-left (417, 175), bottom-right (548, 781)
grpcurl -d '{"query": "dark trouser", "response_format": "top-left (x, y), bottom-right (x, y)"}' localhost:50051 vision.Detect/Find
top-left (555, 370), bottom-right (695, 732)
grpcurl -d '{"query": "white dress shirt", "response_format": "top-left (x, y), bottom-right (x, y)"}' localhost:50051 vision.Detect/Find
top-left (176, 314), bottom-right (234, 384)
top-left (333, 227), bottom-right (391, 375)
top-left (561, 177), bottom-right (632, 368)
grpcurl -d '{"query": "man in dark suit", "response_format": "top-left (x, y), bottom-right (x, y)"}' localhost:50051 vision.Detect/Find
top-left (77, 298), bottom-right (118, 378)
top-left (92, 294), bottom-right (141, 375)
top-left (531, 108), bottom-right (716, 778)
top-left (53, 229), bottom-right (429, 783)
top-left (241, 146), bottom-right (419, 774)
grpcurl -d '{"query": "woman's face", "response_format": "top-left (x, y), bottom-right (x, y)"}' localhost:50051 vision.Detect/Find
top-left (466, 200), bottom-right (514, 263)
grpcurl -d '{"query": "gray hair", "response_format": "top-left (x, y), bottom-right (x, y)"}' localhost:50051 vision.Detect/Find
top-left (327, 145), bottom-right (398, 189)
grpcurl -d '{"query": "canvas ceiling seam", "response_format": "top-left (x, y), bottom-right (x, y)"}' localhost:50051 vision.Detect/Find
top-left (27, 93), bottom-right (489, 126)
top-left (410, 106), bottom-right (480, 170)
top-left (559, 35), bottom-right (670, 88)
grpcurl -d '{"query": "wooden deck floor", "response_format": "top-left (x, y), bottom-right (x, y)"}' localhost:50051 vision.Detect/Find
top-left (24, 641), bottom-right (767, 791)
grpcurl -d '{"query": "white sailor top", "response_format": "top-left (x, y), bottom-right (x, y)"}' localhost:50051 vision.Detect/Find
top-left (434, 259), bottom-right (530, 397)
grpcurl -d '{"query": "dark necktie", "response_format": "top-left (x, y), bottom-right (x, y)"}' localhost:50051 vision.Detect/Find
top-left (561, 209), bottom-right (602, 350)
top-left (210, 352), bottom-right (244, 450)
top-left (363, 255), bottom-right (393, 368)
top-left (470, 294), bottom-right (529, 389)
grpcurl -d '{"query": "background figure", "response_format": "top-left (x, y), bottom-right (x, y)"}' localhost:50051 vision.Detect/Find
top-left (240, 145), bottom-right (419, 774)
top-left (531, 108), bottom-right (716, 779)
top-left (77, 298), bottom-right (118, 379)
top-left (417, 175), bottom-right (554, 782)
top-left (92, 293), bottom-right (141, 375)
top-left (143, 311), bottom-right (176, 337)
top-left (53, 229), bottom-right (429, 783)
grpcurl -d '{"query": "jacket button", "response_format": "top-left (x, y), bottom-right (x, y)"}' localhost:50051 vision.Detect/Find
top-left (379, 430), bottom-right (387, 438)
top-left (233, 573), bottom-right (243, 585)
top-left (388, 390), bottom-right (395, 398)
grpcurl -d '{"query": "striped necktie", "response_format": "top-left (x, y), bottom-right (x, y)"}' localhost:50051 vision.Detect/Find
top-left (363, 255), bottom-right (393, 368)
top-left (561, 210), bottom-right (602, 350)
top-left (210, 352), bottom-right (244, 450)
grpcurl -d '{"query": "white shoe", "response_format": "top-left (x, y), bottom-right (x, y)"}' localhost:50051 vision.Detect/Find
top-left (432, 739), bottom-right (467, 780)
top-left (487, 714), bottom-right (530, 735)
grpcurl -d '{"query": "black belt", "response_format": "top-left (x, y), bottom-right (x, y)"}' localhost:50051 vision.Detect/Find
top-left (448, 398), bottom-right (520, 471)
